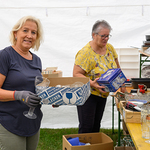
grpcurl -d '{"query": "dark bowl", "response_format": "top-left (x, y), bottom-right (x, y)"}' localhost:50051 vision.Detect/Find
top-left (146, 35), bottom-right (150, 41)
top-left (131, 78), bottom-right (150, 89)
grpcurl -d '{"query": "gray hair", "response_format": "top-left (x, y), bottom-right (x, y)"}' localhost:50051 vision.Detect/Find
top-left (92, 20), bottom-right (112, 35)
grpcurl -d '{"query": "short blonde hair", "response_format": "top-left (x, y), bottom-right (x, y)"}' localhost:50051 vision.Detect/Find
top-left (9, 16), bottom-right (43, 51)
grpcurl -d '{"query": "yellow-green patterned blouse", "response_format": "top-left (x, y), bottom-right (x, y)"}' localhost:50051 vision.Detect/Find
top-left (75, 42), bottom-right (118, 98)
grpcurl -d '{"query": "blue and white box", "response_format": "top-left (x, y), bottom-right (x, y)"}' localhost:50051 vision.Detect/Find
top-left (36, 77), bottom-right (91, 106)
top-left (97, 68), bottom-right (127, 92)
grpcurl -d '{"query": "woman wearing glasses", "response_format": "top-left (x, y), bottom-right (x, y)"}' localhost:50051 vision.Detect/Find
top-left (73, 20), bottom-right (126, 133)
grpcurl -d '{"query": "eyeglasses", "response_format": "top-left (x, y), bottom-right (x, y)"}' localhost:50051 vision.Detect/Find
top-left (96, 33), bottom-right (112, 39)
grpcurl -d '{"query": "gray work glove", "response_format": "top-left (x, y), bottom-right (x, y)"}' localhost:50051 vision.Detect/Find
top-left (14, 91), bottom-right (41, 108)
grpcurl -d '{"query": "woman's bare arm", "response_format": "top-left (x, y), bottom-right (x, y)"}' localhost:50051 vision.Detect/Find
top-left (0, 73), bottom-right (14, 101)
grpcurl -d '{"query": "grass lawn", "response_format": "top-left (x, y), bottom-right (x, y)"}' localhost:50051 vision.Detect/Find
top-left (37, 128), bottom-right (122, 150)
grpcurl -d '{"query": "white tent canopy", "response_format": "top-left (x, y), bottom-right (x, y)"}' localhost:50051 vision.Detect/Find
top-left (1, 0), bottom-right (150, 128)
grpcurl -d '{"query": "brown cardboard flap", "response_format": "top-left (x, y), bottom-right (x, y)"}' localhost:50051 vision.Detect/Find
top-left (43, 77), bottom-right (90, 86)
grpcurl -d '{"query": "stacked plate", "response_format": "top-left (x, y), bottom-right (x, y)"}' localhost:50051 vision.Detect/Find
top-left (141, 65), bottom-right (150, 78)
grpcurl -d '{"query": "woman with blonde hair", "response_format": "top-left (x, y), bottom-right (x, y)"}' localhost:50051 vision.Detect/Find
top-left (0, 16), bottom-right (44, 150)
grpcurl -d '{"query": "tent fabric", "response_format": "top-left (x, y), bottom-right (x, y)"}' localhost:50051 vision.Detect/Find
top-left (1, 1), bottom-right (150, 128)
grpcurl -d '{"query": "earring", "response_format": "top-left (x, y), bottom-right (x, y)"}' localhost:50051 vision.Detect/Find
top-left (15, 37), bottom-right (17, 40)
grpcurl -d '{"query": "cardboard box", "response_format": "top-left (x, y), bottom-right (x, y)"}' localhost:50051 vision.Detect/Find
top-left (42, 70), bottom-right (62, 77)
top-left (97, 68), bottom-right (127, 92)
top-left (119, 101), bottom-right (141, 123)
top-left (63, 132), bottom-right (114, 150)
top-left (114, 146), bottom-right (136, 150)
top-left (37, 77), bottom-right (91, 106)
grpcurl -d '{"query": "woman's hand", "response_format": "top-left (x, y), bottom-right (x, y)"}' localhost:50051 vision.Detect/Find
top-left (120, 86), bottom-right (128, 93)
top-left (14, 91), bottom-right (41, 108)
top-left (73, 65), bottom-right (107, 93)
top-left (90, 78), bottom-right (107, 93)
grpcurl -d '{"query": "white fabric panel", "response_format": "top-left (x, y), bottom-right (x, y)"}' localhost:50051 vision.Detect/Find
top-left (41, 96), bottom-right (117, 129)
top-left (1, 0), bottom-right (150, 7)
top-left (0, 1), bottom-right (150, 128)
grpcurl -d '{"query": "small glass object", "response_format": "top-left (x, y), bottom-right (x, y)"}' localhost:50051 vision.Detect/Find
top-left (145, 103), bottom-right (150, 143)
top-left (23, 107), bottom-right (37, 119)
top-left (23, 76), bottom-right (50, 119)
top-left (70, 82), bottom-right (84, 87)
top-left (141, 103), bottom-right (149, 139)
top-left (145, 114), bottom-right (150, 143)
top-left (35, 76), bottom-right (50, 94)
